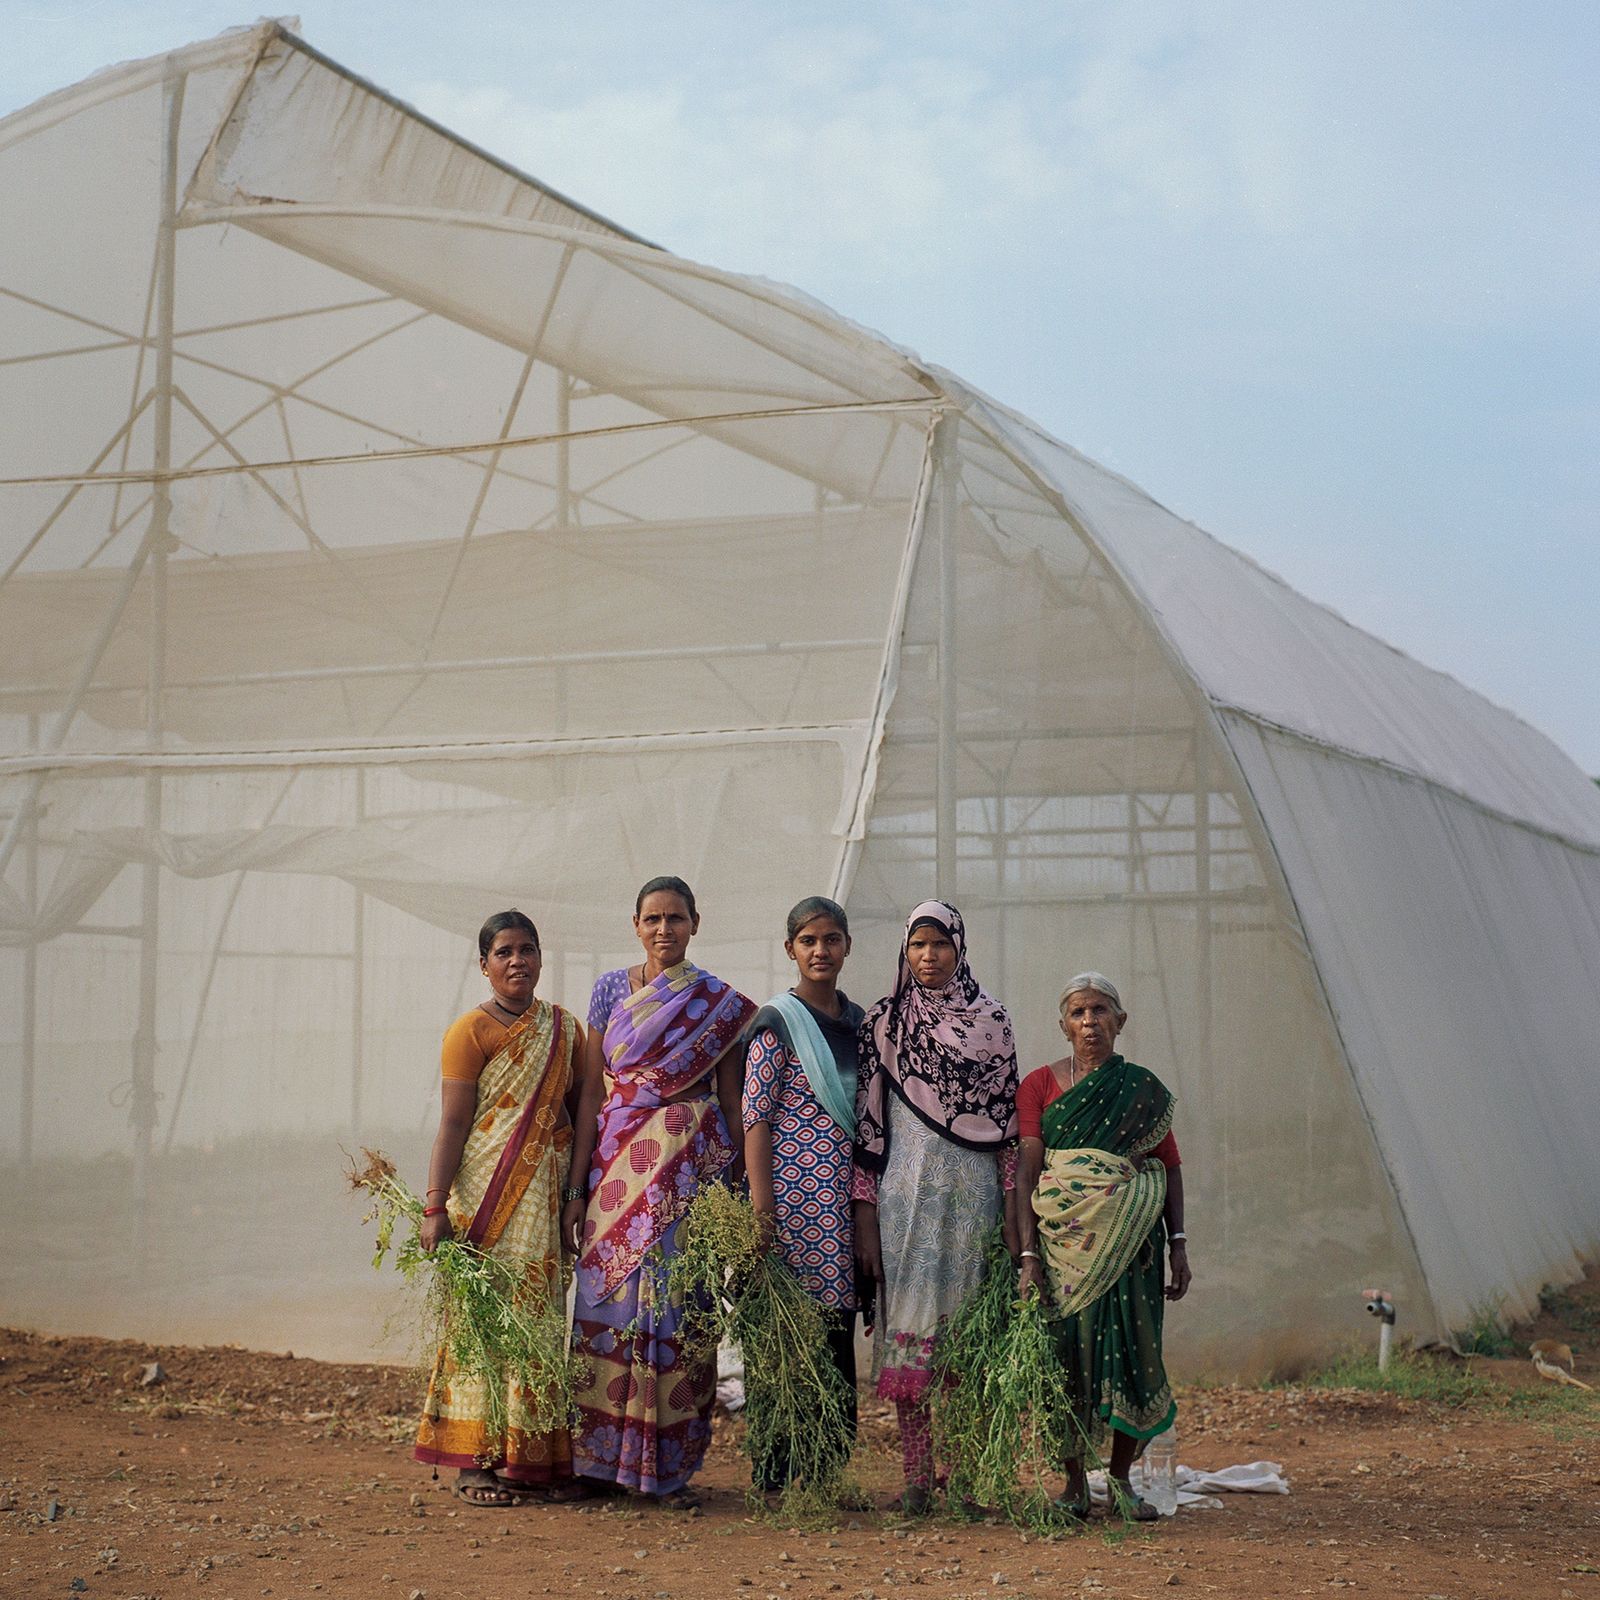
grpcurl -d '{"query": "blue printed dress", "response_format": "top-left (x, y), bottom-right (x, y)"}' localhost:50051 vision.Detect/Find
top-left (742, 1015), bottom-right (856, 1311)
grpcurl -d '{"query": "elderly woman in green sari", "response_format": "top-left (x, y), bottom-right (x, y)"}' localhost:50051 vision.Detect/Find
top-left (1014, 972), bottom-right (1190, 1519)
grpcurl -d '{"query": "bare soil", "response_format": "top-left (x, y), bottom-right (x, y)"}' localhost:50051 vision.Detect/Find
top-left (3, 1271), bottom-right (1598, 1600)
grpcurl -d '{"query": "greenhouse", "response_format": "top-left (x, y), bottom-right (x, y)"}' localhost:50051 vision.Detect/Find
top-left (2, 20), bottom-right (1597, 1373)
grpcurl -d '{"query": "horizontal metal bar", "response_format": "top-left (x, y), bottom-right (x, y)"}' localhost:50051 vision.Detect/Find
top-left (0, 720), bottom-right (864, 776)
top-left (0, 396), bottom-right (935, 489)
top-left (864, 887), bottom-right (1271, 909)
top-left (218, 948), bottom-right (353, 960)
top-left (0, 637), bottom-right (881, 700)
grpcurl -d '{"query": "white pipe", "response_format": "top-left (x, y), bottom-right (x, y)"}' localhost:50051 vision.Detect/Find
top-left (934, 413), bottom-right (958, 900)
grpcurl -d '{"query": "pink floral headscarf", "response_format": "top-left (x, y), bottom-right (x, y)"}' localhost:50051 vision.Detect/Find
top-left (855, 900), bottom-right (1018, 1171)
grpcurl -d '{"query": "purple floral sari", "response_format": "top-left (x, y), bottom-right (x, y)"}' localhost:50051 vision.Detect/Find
top-left (571, 961), bottom-right (754, 1494)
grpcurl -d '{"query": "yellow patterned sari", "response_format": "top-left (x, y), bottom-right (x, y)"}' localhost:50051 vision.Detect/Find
top-left (414, 999), bottom-right (577, 1482)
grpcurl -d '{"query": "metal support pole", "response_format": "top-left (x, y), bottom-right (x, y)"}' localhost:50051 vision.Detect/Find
top-left (19, 715), bottom-right (38, 1169)
top-left (555, 370), bottom-right (572, 528)
top-left (555, 371), bottom-right (571, 729)
top-left (934, 416), bottom-right (958, 902)
top-left (994, 765), bottom-right (1008, 984)
top-left (1195, 730), bottom-right (1213, 1075)
top-left (351, 770), bottom-right (366, 1135)
top-left (130, 64), bottom-right (185, 1224)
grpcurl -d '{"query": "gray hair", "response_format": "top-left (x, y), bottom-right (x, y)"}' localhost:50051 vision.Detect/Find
top-left (1059, 971), bottom-right (1124, 1015)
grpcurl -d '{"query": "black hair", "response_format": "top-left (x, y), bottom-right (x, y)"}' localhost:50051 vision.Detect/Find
top-left (634, 875), bottom-right (697, 919)
top-left (786, 895), bottom-right (849, 942)
top-left (478, 909), bottom-right (539, 962)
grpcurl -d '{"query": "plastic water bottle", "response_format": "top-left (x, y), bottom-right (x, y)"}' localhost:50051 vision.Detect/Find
top-left (1144, 1427), bottom-right (1178, 1516)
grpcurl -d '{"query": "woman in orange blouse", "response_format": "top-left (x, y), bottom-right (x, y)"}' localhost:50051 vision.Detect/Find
top-left (413, 910), bottom-right (586, 1507)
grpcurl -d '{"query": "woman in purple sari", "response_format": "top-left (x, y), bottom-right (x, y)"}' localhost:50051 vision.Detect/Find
top-left (561, 876), bottom-right (755, 1506)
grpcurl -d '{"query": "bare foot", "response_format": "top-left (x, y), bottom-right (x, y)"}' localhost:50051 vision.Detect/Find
top-left (455, 1469), bottom-right (514, 1507)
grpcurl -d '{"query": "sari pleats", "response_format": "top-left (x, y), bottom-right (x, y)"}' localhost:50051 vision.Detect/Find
top-left (571, 1209), bottom-right (715, 1495)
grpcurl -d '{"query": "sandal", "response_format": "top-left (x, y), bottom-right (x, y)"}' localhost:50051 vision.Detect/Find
top-left (1108, 1481), bottom-right (1161, 1522)
top-left (655, 1487), bottom-right (704, 1512)
top-left (537, 1479), bottom-right (599, 1504)
top-left (455, 1471), bottom-right (515, 1508)
top-left (1050, 1492), bottom-right (1092, 1522)
top-left (891, 1483), bottom-right (935, 1517)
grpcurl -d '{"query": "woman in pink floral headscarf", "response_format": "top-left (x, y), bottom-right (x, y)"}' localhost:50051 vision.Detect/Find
top-left (853, 900), bottom-right (1018, 1513)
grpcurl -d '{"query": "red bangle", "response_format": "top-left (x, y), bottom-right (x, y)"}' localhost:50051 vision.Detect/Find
top-left (423, 1205), bottom-right (448, 1218)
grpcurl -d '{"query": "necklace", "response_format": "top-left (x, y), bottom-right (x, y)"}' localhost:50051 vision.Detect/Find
top-left (489, 996), bottom-right (528, 1022)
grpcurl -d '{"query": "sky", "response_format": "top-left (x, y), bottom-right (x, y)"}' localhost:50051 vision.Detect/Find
top-left (4, 0), bottom-right (1597, 771)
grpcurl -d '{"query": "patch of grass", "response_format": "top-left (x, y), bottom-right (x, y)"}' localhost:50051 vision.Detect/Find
top-left (1453, 1296), bottom-right (1517, 1358)
top-left (1498, 1383), bottom-right (1600, 1424)
top-left (1537, 1282), bottom-right (1600, 1338)
top-left (1301, 1348), bottom-right (1490, 1406)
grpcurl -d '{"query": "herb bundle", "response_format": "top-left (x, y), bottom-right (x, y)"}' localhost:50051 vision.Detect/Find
top-left (930, 1231), bottom-right (1101, 1530)
top-left (346, 1148), bottom-right (575, 1457)
top-left (666, 1183), bottom-right (857, 1522)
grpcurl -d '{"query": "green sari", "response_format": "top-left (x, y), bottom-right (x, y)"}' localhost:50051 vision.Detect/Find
top-left (1034, 1054), bottom-right (1177, 1443)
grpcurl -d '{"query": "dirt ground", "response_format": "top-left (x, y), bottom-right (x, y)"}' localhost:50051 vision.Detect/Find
top-left (3, 1272), bottom-right (1598, 1600)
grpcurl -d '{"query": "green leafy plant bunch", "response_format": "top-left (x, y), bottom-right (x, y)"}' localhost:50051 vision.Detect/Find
top-left (929, 1230), bottom-right (1102, 1532)
top-left (347, 1148), bottom-right (576, 1458)
top-left (666, 1182), bottom-right (858, 1522)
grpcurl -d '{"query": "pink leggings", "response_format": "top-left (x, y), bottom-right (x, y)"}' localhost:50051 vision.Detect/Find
top-left (896, 1397), bottom-right (938, 1488)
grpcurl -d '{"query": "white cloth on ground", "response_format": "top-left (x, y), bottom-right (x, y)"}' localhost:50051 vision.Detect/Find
top-left (1088, 1459), bottom-right (1289, 1512)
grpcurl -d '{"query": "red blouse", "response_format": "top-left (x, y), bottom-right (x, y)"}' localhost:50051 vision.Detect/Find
top-left (1016, 1063), bottom-right (1180, 1168)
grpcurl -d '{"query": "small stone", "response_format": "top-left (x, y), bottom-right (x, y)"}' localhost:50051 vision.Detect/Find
top-left (992, 1577), bottom-right (1006, 1588)
top-left (1165, 1577), bottom-right (1182, 1588)
top-left (140, 1361), bottom-right (167, 1387)
top-left (634, 1548), bottom-right (649, 1560)
top-left (409, 1590), bottom-right (427, 1599)
top-left (46, 1499), bottom-right (60, 1522)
